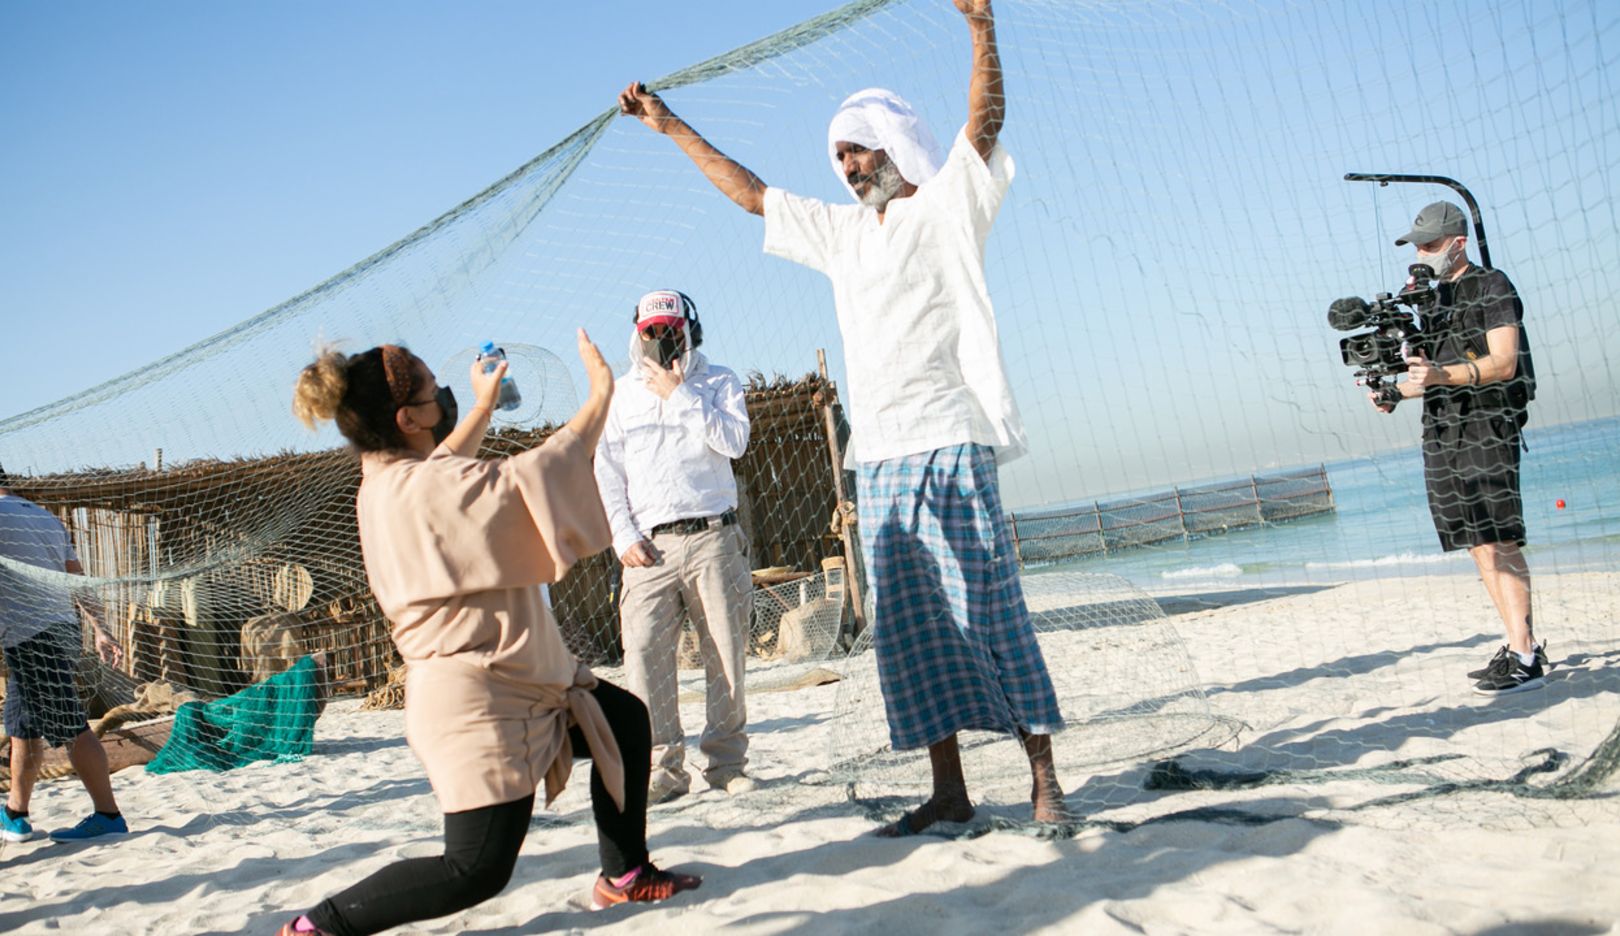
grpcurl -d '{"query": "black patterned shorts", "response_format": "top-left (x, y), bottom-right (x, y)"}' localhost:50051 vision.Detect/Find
top-left (3, 622), bottom-right (89, 748)
top-left (1423, 416), bottom-right (1526, 552)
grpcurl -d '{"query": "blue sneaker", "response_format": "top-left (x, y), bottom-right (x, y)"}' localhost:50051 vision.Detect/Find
top-left (49, 812), bottom-right (128, 842)
top-left (0, 811), bottom-right (33, 843)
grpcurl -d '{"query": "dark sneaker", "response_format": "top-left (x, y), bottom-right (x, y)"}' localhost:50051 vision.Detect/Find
top-left (591, 862), bottom-right (702, 910)
top-left (1467, 642), bottom-right (1549, 681)
top-left (49, 812), bottom-right (127, 842)
top-left (1472, 653), bottom-right (1546, 696)
top-left (1467, 645), bottom-right (1510, 681)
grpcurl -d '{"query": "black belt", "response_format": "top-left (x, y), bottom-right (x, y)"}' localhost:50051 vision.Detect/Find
top-left (650, 509), bottom-right (737, 537)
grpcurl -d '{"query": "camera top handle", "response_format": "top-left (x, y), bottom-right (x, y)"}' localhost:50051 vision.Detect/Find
top-left (1344, 173), bottom-right (1493, 271)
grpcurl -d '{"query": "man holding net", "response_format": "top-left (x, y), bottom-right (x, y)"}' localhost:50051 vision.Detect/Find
top-left (1369, 201), bottom-right (1545, 696)
top-left (0, 465), bottom-right (128, 843)
top-left (619, 0), bottom-right (1068, 835)
top-left (594, 289), bottom-right (755, 804)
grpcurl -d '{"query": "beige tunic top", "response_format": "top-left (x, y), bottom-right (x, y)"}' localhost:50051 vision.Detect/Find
top-left (357, 427), bottom-right (622, 813)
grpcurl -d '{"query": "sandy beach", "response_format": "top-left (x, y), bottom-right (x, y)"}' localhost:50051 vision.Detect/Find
top-left (4, 570), bottom-right (1618, 935)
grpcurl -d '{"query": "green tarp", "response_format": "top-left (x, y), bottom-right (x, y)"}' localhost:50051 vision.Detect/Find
top-left (147, 655), bottom-right (321, 774)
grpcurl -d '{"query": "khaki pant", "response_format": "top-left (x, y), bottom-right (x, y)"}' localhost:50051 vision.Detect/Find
top-left (619, 523), bottom-right (752, 792)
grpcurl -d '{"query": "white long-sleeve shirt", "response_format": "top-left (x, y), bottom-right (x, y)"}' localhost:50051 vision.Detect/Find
top-left (593, 344), bottom-right (751, 557)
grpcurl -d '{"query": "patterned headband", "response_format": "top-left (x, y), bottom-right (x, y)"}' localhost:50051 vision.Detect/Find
top-left (379, 344), bottom-right (414, 407)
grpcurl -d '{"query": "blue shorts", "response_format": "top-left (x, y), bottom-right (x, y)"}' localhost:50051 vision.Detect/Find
top-left (4, 622), bottom-right (90, 748)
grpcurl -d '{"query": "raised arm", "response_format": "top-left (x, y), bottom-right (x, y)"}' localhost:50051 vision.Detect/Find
top-left (619, 82), bottom-right (768, 216)
top-left (673, 368), bottom-right (750, 460)
top-left (956, 0), bottom-right (1004, 162)
top-left (564, 328), bottom-right (616, 451)
top-left (439, 357), bottom-right (505, 458)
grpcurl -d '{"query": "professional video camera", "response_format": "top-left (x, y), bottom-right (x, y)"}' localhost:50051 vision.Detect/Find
top-left (1333, 171), bottom-right (1497, 409)
top-left (1328, 263), bottom-right (1449, 408)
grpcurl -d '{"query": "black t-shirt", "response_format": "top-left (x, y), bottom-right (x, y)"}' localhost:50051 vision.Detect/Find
top-left (1421, 264), bottom-right (1535, 430)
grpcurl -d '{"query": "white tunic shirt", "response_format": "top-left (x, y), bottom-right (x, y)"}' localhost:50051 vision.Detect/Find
top-left (0, 493), bottom-right (80, 647)
top-left (593, 347), bottom-right (751, 557)
top-left (763, 127), bottom-right (1027, 466)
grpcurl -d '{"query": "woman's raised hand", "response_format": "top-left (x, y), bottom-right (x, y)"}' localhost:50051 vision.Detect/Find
top-left (567, 328), bottom-right (615, 450)
top-left (578, 329), bottom-right (614, 402)
top-left (468, 356), bottom-right (509, 413)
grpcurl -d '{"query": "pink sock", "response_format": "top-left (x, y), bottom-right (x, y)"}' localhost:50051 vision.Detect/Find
top-left (293, 916), bottom-right (319, 933)
top-left (609, 865), bottom-right (643, 889)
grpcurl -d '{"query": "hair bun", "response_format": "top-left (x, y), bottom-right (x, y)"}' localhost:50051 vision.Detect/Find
top-left (293, 346), bottom-right (350, 429)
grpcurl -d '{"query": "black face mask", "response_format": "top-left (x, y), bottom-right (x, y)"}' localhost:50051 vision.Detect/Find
top-left (430, 385), bottom-right (458, 445)
top-left (640, 331), bottom-right (686, 370)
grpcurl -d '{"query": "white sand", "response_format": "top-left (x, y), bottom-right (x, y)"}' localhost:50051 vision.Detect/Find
top-left (4, 571), bottom-right (1619, 935)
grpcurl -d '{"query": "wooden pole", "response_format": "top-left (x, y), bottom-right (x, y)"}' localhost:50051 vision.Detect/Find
top-left (1009, 512), bottom-right (1023, 566)
top-left (1250, 474), bottom-right (1264, 523)
top-left (816, 349), bottom-right (866, 637)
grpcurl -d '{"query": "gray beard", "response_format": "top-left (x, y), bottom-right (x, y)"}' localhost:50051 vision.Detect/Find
top-left (857, 160), bottom-right (905, 210)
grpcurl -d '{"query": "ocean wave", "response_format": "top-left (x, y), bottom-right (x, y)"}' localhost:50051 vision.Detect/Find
top-left (1304, 551), bottom-right (1471, 571)
top-left (1160, 563), bottom-right (1244, 580)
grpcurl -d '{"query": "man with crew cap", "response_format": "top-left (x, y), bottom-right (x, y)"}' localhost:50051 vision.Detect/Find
top-left (617, 0), bottom-right (1070, 836)
top-left (593, 289), bottom-right (755, 803)
top-left (1368, 200), bottom-right (1545, 695)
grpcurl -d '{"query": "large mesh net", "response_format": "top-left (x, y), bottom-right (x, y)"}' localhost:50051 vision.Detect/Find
top-left (2, 0), bottom-right (1618, 893)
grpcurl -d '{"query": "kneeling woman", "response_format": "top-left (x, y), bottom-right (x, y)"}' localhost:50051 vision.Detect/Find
top-left (284, 330), bottom-right (698, 936)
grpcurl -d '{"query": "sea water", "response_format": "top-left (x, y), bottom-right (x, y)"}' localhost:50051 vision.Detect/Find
top-left (1039, 416), bottom-right (1620, 592)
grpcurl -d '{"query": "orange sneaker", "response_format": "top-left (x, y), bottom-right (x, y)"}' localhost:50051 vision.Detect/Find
top-left (590, 862), bottom-right (702, 910)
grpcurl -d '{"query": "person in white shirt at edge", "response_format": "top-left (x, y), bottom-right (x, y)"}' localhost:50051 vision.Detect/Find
top-left (0, 465), bottom-right (130, 844)
top-left (593, 289), bottom-right (755, 804)
top-left (617, 0), bottom-right (1069, 836)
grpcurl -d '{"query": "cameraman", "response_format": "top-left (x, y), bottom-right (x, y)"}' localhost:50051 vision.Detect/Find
top-left (1371, 200), bottom-right (1544, 695)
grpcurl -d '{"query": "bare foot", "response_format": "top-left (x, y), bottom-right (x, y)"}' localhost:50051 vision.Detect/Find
top-left (1024, 732), bottom-right (1072, 824)
top-left (1031, 778), bottom-right (1074, 824)
top-left (875, 794), bottom-right (974, 837)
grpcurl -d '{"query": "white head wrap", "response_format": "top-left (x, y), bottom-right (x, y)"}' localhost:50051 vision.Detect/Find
top-left (826, 88), bottom-right (944, 201)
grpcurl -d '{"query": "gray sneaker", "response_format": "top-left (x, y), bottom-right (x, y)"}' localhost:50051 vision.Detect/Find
top-left (709, 772), bottom-right (757, 795)
top-left (648, 776), bottom-right (690, 805)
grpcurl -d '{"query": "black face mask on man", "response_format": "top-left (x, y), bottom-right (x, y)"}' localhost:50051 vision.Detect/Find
top-left (640, 329), bottom-right (686, 370)
top-left (430, 385), bottom-right (458, 445)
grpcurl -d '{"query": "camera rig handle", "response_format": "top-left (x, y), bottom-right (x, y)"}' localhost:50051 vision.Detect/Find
top-left (1344, 173), bottom-right (1493, 270)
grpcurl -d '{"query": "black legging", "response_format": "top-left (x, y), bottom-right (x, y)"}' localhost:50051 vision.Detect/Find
top-left (308, 679), bottom-right (652, 936)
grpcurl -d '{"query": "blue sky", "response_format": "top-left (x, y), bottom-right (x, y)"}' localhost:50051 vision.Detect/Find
top-left (2, 0), bottom-right (1614, 509)
top-left (0, 0), bottom-right (832, 415)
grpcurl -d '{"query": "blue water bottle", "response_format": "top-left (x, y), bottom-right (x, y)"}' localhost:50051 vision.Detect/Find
top-left (478, 342), bottom-right (523, 412)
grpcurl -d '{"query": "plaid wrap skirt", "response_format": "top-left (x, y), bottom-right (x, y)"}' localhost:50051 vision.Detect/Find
top-left (856, 443), bottom-right (1063, 750)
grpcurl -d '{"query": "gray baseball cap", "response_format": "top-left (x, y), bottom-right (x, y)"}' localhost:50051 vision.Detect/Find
top-left (1395, 200), bottom-right (1468, 246)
